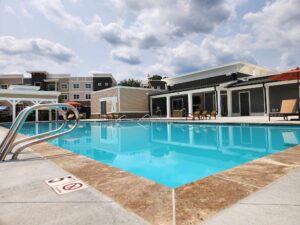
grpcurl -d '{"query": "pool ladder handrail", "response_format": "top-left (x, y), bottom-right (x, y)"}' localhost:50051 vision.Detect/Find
top-left (0, 103), bottom-right (80, 161)
top-left (138, 114), bottom-right (151, 121)
top-left (116, 114), bottom-right (127, 121)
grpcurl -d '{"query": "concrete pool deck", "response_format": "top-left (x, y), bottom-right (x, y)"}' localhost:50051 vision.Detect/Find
top-left (1, 118), bottom-right (300, 225)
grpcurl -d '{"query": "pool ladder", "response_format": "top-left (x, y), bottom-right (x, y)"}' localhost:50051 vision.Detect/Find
top-left (0, 103), bottom-right (80, 161)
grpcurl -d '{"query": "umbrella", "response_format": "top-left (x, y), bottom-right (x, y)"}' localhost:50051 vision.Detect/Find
top-left (66, 101), bottom-right (81, 106)
top-left (269, 67), bottom-right (300, 119)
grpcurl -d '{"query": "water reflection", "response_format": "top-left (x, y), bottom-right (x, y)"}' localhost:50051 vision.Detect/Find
top-left (8, 121), bottom-right (300, 187)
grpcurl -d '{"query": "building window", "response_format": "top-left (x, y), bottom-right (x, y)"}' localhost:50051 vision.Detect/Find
top-left (74, 94), bottom-right (80, 100)
top-left (61, 94), bottom-right (68, 100)
top-left (61, 83), bottom-right (68, 90)
top-left (105, 82), bottom-right (109, 86)
top-left (0, 84), bottom-right (8, 89)
top-left (98, 82), bottom-right (102, 86)
top-left (86, 94), bottom-right (91, 99)
top-left (73, 83), bottom-right (80, 89)
top-left (156, 86), bottom-right (161, 90)
top-left (47, 84), bottom-right (56, 91)
top-left (34, 82), bottom-right (41, 87)
top-left (85, 83), bottom-right (92, 89)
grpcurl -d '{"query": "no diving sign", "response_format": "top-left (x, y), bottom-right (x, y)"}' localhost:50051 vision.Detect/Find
top-left (45, 175), bottom-right (88, 195)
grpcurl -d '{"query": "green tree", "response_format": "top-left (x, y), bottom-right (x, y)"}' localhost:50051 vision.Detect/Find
top-left (148, 75), bottom-right (167, 80)
top-left (118, 78), bottom-right (142, 87)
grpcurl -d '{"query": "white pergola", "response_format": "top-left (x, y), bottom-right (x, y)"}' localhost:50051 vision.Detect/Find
top-left (0, 86), bottom-right (60, 121)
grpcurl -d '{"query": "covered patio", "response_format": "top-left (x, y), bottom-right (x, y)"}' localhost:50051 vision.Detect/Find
top-left (0, 85), bottom-right (60, 122)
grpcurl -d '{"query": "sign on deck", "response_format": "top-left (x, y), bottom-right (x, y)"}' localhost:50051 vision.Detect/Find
top-left (45, 175), bottom-right (88, 195)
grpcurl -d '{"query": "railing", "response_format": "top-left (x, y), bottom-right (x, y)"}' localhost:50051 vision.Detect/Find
top-left (138, 114), bottom-right (151, 121)
top-left (0, 103), bottom-right (79, 161)
top-left (116, 114), bottom-right (127, 121)
top-left (155, 109), bottom-right (162, 119)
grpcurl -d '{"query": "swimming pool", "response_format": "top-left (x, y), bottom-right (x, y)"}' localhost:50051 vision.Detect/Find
top-left (2, 121), bottom-right (300, 188)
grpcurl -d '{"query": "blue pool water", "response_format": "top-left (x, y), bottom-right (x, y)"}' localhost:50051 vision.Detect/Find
top-left (2, 121), bottom-right (300, 188)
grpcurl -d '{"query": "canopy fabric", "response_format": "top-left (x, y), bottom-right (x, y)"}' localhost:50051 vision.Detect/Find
top-left (269, 68), bottom-right (300, 81)
top-left (66, 101), bottom-right (81, 106)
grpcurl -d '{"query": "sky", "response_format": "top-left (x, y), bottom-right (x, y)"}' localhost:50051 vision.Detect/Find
top-left (0, 0), bottom-right (299, 81)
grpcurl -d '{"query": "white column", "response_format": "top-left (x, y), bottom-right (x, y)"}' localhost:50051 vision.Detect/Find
top-left (49, 110), bottom-right (52, 121)
top-left (217, 90), bottom-right (222, 116)
top-left (265, 86), bottom-right (270, 116)
top-left (35, 110), bottom-right (39, 122)
top-left (227, 90), bottom-right (232, 116)
top-left (188, 92), bottom-right (193, 116)
top-left (12, 102), bottom-right (16, 122)
top-left (166, 96), bottom-right (171, 118)
top-left (150, 97), bottom-right (153, 116)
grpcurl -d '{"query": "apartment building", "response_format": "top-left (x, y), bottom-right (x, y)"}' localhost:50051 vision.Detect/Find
top-left (0, 72), bottom-right (117, 107)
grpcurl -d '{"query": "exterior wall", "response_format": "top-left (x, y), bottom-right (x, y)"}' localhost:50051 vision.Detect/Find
top-left (0, 77), bottom-right (23, 87)
top-left (269, 83), bottom-right (299, 112)
top-left (91, 88), bottom-right (118, 115)
top-left (119, 88), bottom-right (153, 113)
top-left (68, 77), bottom-right (93, 106)
top-left (0, 93), bottom-right (57, 100)
top-left (31, 73), bottom-right (47, 90)
top-left (93, 77), bottom-right (114, 91)
top-left (232, 87), bottom-right (264, 115)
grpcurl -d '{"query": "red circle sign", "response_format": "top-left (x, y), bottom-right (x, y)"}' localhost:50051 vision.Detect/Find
top-left (62, 182), bottom-right (83, 190)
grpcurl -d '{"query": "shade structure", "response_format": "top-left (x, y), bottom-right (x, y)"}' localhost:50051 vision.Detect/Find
top-left (66, 101), bottom-right (81, 106)
top-left (269, 68), bottom-right (300, 119)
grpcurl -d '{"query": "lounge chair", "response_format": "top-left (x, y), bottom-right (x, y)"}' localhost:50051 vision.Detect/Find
top-left (199, 110), bottom-right (209, 120)
top-left (269, 99), bottom-right (297, 121)
top-left (192, 110), bottom-right (202, 120)
top-left (67, 114), bottom-right (75, 120)
top-left (209, 111), bottom-right (217, 119)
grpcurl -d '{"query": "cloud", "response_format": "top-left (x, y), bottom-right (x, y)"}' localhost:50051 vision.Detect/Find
top-left (3, 5), bottom-right (15, 15)
top-left (111, 48), bottom-right (141, 65)
top-left (153, 35), bottom-right (255, 74)
top-left (0, 36), bottom-right (77, 72)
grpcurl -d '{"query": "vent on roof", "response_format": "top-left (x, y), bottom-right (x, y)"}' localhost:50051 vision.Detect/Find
top-left (238, 77), bottom-right (249, 82)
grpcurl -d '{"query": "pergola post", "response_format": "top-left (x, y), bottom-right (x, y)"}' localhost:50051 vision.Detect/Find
top-left (217, 90), bottom-right (222, 117)
top-left (227, 90), bottom-right (232, 116)
top-left (166, 96), bottom-right (171, 118)
top-left (188, 92), bottom-right (193, 116)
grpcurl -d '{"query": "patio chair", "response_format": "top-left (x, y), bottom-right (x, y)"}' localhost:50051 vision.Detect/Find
top-left (199, 110), bottom-right (209, 120)
top-left (192, 110), bottom-right (202, 120)
top-left (209, 111), bottom-right (217, 119)
top-left (67, 114), bottom-right (75, 120)
top-left (269, 99), bottom-right (297, 121)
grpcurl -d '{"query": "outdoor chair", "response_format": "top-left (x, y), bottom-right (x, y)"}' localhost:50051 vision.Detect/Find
top-left (209, 111), bottom-right (217, 119)
top-left (200, 110), bottom-right (209, 120)
top-left (269, 99), bottom-right (297, 121)
top-left (193, 110), bottom-right (202, 120)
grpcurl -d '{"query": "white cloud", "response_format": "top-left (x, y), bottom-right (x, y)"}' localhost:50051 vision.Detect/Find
top-left (3, 5), bottom-right (15, 14)
top-left (111, 48), bottom-right (141, 65)
top-left (0, 36), bottom-right (77, 72)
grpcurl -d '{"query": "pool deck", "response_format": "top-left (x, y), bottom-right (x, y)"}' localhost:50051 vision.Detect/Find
top-left (1, 117), bottom-right (300, 225)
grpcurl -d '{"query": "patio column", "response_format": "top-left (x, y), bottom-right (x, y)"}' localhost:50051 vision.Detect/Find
top-left (217, 90), bottom-right (222, 117)
top-left (265, 85), bottom-right (270, 116)
top-left (166, 96), bottom-right (171, 118)
top-left (188, 92), bottom-right (193, 116)
top-left (35, 110), bottom-right (39, 122)
top-left (49, 110), bottom-right (52, 121)
top-left (227, 90), bottom-right (232, 116)
top-left (12, 102), bottom-right (16, 122)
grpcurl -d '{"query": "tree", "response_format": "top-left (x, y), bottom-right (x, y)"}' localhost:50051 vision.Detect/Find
top-left (118, 78), bottom-right (142, 87)
top-left (148, 75), bottom-right (168, 80)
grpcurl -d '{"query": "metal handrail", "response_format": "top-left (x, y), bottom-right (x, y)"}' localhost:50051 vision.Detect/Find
top-left (138, 114), bottom-right (151, 121)
top-left (155, 109), bottom-right (162, 119)
top-left (116, 115), bottom-right (127, 121)
top-left (0, 103), bottom-right (80, 161)
top-left (8, 109), bottom-right (67, 155)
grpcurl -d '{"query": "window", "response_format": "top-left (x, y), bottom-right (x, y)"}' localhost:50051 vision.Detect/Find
top-left (85, 83), bottom-right (92, 89)
top-left (61, 83), bottom-right (68, 90)
top-left (105, 82), bottom-right (109, 86)
top-left (34, 82), bottom-right (41, 87)
top-left (98, 82), bottom-right (102, 86)
top-left (73, 83), bottom-right (80, 89)
top-left (74, 94), bottom-right (80, 100)
top-left (47, 84), bottom-right (56, 91)
top-left (86, 94), bottom-right (91, 99)
top-left (61, 94), bottom-right (68, 100)
top-left (0, 84), bottom-right (8, 89)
